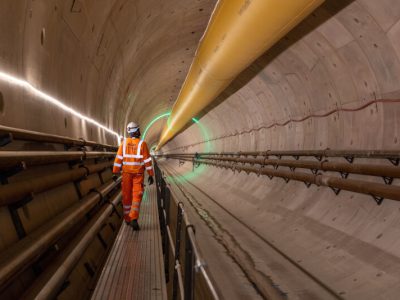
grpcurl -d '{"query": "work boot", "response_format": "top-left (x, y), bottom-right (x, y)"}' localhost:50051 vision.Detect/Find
top-left (131, 219), bottom-right (140, 231)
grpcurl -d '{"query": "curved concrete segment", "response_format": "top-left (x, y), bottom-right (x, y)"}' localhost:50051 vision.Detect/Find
top-left (0, 0), bottom-right (400, 299)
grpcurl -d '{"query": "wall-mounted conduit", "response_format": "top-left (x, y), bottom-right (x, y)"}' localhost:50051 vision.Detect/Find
top-left (0, 125), bottom-right (121, 297)
top-left (158, 150), bottom-right (400, 205)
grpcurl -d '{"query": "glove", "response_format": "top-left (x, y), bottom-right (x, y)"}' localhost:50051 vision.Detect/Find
top-left (112, 174), bottom-right (118, 181)
top-left (148, 176), bottom-right (154, 185)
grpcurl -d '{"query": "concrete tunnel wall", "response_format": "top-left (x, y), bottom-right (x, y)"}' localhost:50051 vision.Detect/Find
top-left (0, 0), bottom-right (216, 145)
top-left (161, 1), bottom-right (400, 298)
top-left (1, 0), bottom-right (400, 299)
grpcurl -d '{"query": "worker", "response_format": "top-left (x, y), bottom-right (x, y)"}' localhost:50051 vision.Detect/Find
top-left (112, 122), bottom-right (154, 230)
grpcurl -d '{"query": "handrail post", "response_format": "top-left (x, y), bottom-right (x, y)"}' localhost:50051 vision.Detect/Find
top-left (172, 204), bottom-right (184, 300)
top-left (184, 225), bottom-right (195, 300)
top-left (163, 187), bottom-right (171, 282)
top-left (156, 164), bottom-right (169, 283)
top-left (154, 159), bottom-right (218, 299)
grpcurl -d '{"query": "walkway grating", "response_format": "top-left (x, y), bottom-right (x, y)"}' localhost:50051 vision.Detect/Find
top-left (91, 185), bottom-right (167, 300)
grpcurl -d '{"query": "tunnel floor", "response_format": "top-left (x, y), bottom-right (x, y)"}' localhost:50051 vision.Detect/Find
top-left (91, 185), bottom-right (167, 300)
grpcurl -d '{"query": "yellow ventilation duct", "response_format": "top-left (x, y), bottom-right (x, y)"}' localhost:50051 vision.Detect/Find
top-left (156, 0), bottom-right (324, 150)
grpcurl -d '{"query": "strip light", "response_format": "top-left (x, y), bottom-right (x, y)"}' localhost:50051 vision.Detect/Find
top-left (0, 71), bottom-right (122, 142)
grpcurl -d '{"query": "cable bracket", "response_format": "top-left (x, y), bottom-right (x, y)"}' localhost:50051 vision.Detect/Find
top-left (372, 195), bottom-right (384, 205)
top-left (388, 158), bottom-right (399, 166)
top-left (304, 182), bottom-right (312, 188)
top-left (0, 133), bottom-right (13, 147)
top-left (344, 156), bottom-right (354, 164)
top-left (383, 176), bottom-right (393, 185)
top-left (330, 187), bottom-right (341, 195)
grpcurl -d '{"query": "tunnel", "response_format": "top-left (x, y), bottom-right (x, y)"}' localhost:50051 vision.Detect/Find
top-left (1, 0), bottom-right (400, 299)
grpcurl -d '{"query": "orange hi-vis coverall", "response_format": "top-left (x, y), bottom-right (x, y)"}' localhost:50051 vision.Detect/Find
top-left (113, 138), bottom-right (154, 222)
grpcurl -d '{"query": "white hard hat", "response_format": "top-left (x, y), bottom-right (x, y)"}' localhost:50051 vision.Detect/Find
top-left (127, 121), bottom-right (140, 133)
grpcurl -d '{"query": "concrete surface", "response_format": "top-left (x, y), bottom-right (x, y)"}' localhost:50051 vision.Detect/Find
top-left (1, 0), bottom-right (400, 299)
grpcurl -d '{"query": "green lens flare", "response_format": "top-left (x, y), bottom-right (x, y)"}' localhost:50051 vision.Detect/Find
top-left (192, 118), bottom-right (211, 153)
top-left (165, 117), bottom-right (212, 183)
top-left (142, 112), bottom-right (171, 140)
top-left (142, 112), bottom-right (212, 182)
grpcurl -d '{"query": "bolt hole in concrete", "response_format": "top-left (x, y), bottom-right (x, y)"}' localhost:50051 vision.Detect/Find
top-left (41, 28), bottom-right (45, 45)
top-left (0, 91), bottom-right (4, 115)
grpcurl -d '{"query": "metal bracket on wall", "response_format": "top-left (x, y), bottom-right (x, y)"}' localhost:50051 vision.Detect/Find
top-left (108, 199), bottom-right (121, 218)
top-left (96, 233), bottom-right (108, 249)
top-left (0, 163), bottom-right (30, 239)
top-left (83, 262), bottom-right (95, 277)
top-left (8, 207), bottom-right (27, 239)
top-left (383, 176), bottom-right (393, 185)
top-left (8, 193), bottom-right (34, 239)
top-left (11, 192), bottom-right (35, 209)
top-left (0, 162), bottom-right (26, 183)
top-left (314, 155), bottom-right (323, 161)
top-left (372, 195), bottom-right (384, 205)
top-left (194, 152), bottom-right (200, 160)
top-left (0, 133), bottom-right (13, 147)
top-left (344, 156), bottom-right (354, 164)
top-left (73, 180), bottom-right (83, 199)
top-left (330, 187), bottom-right (341, 195)
top-left (388, 158), bottom-right (399, 166)
top-left (192, 160), bottom-right (200, 171)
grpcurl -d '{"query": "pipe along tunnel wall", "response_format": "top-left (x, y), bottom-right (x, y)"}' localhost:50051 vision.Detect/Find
top-left (1, 0), bottom-right (400, 299)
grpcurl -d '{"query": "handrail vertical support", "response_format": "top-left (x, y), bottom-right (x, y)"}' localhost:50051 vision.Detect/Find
top-left (184, 226), bottom-right (195, 300)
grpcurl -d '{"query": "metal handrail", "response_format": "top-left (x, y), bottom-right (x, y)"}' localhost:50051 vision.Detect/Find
top-left (154, 161), bottom-right (219, 300)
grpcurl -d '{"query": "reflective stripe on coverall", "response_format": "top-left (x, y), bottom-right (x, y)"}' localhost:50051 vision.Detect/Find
top-left (113, 138), bottom-right (154, 222)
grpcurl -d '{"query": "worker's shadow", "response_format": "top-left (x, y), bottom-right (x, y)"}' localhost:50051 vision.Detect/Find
top-left (177, 0), bottom-right (355, 135)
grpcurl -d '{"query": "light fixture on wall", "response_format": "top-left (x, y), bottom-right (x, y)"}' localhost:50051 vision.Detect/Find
top-left (0, 70), bottom-right (122, 142)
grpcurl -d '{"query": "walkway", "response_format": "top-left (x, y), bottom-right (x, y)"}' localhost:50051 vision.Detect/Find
top-left (91, 185), bottom-right (167, 300)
